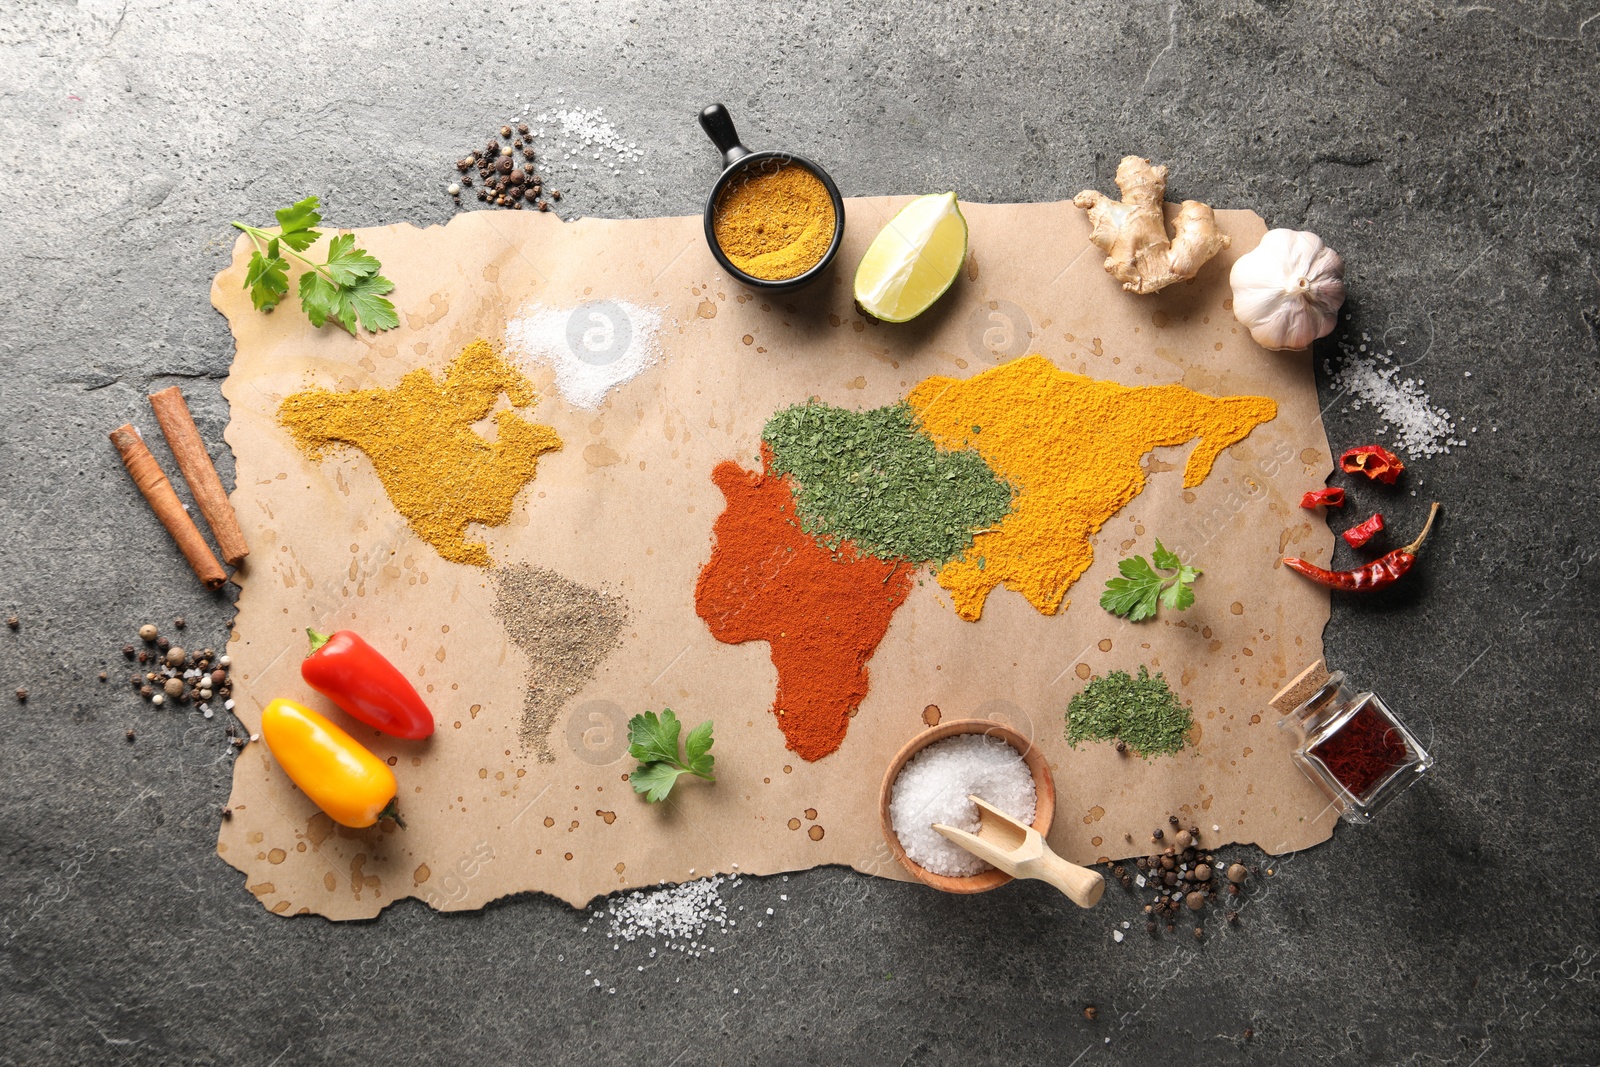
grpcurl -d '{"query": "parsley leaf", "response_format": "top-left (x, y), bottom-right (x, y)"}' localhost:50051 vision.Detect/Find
top-left (244, 251), bottom-right (289, 311)
top-left (232, 197), bottom-right (397, 335)
top-left (628, 709), bottom-right (716, 803)
top-left (1100, 540), bottom-right (1201, 622)
top-left (322, 233), bottom-right (381, 285)
top-left (273, 196), bottom-right (323, 249)
top-left (341, 273), bottom-right (399, 333)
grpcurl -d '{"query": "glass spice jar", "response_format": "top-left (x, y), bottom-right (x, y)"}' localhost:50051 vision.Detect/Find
top-left (1284, 671), bottom-right (1432, 822)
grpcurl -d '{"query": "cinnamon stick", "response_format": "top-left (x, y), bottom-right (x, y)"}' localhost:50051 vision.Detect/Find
top-left (109, 423), bottom-right (228, 590)
top-left (148, 387), bottom-right (250, 566)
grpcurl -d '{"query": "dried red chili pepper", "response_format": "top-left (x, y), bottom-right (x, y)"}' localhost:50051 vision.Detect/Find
top-left (1300, 487), bottom-right (1346, 509)
top-left (1341, 512), bottom-right (1385, 549)
top-left (1339, 445), bottom-right (1405, 484)
top-left (1284, 503), bottom-right (1439, 591)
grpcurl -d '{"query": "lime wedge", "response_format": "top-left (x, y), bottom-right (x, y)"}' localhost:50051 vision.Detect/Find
top-left (853, 192), bottom-right (968, 323)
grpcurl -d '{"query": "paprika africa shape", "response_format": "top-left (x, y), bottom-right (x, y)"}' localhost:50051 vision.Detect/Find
top-left (695, 355), bottom-right (1277, 761)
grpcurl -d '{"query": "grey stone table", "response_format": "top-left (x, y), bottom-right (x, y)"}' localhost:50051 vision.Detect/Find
top-left (3, 2), bottom-right (1597, 1063)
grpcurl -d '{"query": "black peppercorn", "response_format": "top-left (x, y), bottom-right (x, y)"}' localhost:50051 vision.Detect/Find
top-left (1146, 920), bottom-right (1158, 934)
top-left (15, 687), bottom-right (27, 702)
top-left (517, 122), bottom-right (529, 134)
top-left (551, 190), bottom-right (561, 200)
top-left (221, 807), bottom-right (232, 819)
top-left (5, 615), bottom-right (17, 630)
top-left (538, 201), bottom-right (549, 211)
top-left (1115, 739), bottom-right (1127, 754)
top-left (123, 644), bottom-right (135, 658)
top-left (157, 637), bottom-right (170, 651)
top-left (1152, 828), bottom-right (1164, 841)
top-left (461, 176), bottom-right (472, 187)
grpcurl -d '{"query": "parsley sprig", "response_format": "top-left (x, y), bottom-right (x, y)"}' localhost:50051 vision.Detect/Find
top-left (627, 709), bottom-right (716, 803)
top-left (232, 196), bottom-right (399, 335)
top-left (1100, 540), bottom-right (1200, 621)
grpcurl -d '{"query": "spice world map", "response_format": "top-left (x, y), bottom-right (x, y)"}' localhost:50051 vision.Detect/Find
top-left (281, 347), bottom-right (1275, 764)
top-left (215, 204), bottom-right (1338, 917)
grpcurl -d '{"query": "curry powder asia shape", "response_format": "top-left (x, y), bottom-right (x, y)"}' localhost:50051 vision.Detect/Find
top-left (909, 355), bottom-right (1277, 621)
top-left (277, 339), bottom-right (563, 567)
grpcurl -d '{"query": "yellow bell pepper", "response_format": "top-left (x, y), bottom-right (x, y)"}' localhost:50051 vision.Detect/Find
top-left (260, 698), bottom-right (402, 828)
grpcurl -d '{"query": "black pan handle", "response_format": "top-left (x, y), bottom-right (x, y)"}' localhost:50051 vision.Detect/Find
top-left (698, 103), bottom-right (750, 167)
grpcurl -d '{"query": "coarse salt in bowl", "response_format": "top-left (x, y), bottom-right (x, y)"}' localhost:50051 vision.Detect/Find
top-left (890, 734), bottom-right (1036, 877)
top-left (878, 719), bottom-right (1057, 894)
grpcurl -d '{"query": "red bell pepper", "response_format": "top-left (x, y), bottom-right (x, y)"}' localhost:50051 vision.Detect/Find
top-left (1339, 445), bottom-right (1405, 484)
top-left (1300, 487), bottom-right (1346, 509)
top-left (1342, 512), bottom-right (1385, 549)
top-left (302, 628), bottom-right (435, 739)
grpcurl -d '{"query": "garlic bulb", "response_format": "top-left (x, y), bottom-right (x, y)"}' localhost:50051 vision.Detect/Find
top-left (1229, 229), bottom-right (1345, 351)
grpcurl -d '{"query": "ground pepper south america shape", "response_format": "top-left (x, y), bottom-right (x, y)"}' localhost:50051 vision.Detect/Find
top-left (695, 354), bottom-right (1277, 760)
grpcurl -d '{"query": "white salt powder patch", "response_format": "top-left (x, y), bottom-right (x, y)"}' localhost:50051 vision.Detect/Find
top-left (505, 300), bottom-right (663, 409)
top-left (889, 733), bottom-right (1036, 877)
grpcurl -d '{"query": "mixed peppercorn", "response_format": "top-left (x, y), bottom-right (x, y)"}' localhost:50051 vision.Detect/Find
top-left (1105, 815), bottom-right (1259, 939)
top-left (123, 620), bottom-right (234, 717)
top-left (448, 122), bottom-right (562, 213)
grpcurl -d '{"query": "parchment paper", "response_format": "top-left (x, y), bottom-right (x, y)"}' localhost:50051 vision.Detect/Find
top-left (213, 199), bottom-right (1338, 919)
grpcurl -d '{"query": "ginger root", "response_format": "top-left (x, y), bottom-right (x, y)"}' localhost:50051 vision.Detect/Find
top-left (1073, 156), bottom-right (1230, 295)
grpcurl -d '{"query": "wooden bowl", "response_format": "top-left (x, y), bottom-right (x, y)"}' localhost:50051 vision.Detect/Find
top-left (878, 718), bottom-right (1057, 894)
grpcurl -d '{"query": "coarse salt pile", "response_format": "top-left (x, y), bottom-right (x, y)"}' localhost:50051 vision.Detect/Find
top-left (527, 101), bottom-right (645, 177)
top-left (889, 733), bottom-right (1036, 877)
top-left (505, 300), bottom-right (664, 410)
top-left (1325, 335), bottom-right (1467, 457)
top-left (596, 875), bottom-right (735, 954)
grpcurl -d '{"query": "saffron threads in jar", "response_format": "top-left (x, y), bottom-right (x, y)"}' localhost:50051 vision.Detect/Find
top-left (712, 162), bottom-right (836, 281)
top-left (1307, 700), bottom-right (1410, 799)
top-left (1284, 669), bottom-right (1432, 822)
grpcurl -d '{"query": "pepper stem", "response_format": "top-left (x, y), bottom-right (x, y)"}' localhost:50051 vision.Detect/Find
top-left (1402, 502), bottom-right (1442, 555)
top-left (379, 797), bottom-right (406, 829)
top-left (306, 628), bottom-right (331, 655)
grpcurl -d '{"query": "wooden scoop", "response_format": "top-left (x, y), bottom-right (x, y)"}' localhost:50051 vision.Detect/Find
top-left (934, 795), bottom-right (1106, 909)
